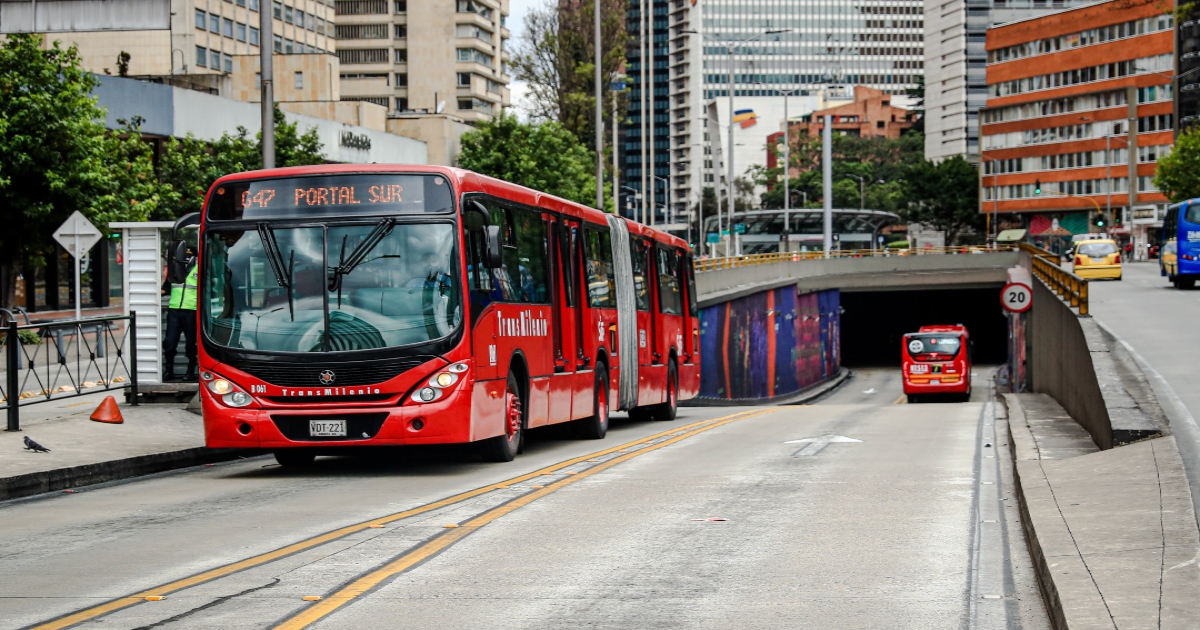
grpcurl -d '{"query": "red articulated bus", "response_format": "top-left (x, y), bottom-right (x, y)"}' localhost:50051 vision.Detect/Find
top-left (901, 325), bottom-right (972, 404)
top-left (178, 165), bottom-right (700, 466)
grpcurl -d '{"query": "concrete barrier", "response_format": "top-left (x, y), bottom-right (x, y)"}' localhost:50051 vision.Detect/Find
top-left (1028, 279), bottom-right (1160, 449)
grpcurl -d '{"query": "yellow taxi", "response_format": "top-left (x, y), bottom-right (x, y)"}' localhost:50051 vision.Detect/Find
top-left (1160, 240), bottom-right (1178, 280)
top-left (1072, 238), bottom-right (1122, 280)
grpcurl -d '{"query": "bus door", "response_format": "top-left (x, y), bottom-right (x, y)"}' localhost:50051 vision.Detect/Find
top-left (682, 253), bottom-right (700, 365)
top-left (547, 217), bottom-right (578, 423)
top-left (651, 246), bottom-right (684, 404)
top-left (580, 224), bottom-right (616, 415)
top-left (630, 237), bottom-right (655, 370)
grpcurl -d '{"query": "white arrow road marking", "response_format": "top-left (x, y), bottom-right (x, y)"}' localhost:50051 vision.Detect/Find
top-left (784, 434), bottom-right (862, 457)
top-left (863, 388), bottom-right (877, 394)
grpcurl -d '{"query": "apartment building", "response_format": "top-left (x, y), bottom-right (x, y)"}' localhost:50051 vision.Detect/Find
top-left (980, 0), bottom-right (1173, 247)
top-left (334, 0), bottom-right (510, 123)
top-left (924, 0), bottom-right (1095, 163)
top-left (658, 0), bottom-right (924, 222)
top-left (38, 0), bottom-right (335, 90)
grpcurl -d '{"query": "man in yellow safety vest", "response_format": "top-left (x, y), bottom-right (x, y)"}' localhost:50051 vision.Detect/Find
top-left (161, 248), bottom-right (198, 381)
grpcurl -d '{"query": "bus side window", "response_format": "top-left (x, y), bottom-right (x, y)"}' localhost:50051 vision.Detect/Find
top-left (656, 247), bottom-right (682, 315)
top-left (630, 238), bottom-right (651, 311)
top-left (584, 226), bottom-right (616, 308)
top-left (683, 252), bottom-right (698, 317)
top-left (504, 207), bottom-right (550, 303)
top-left (465, 200), bottom-right (494, 327)
top-left (559, 224), bottom-right (576, 307)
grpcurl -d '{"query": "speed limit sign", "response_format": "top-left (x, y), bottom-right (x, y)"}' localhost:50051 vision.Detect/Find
top-left (1001, 282), bottom-right (1033, 313)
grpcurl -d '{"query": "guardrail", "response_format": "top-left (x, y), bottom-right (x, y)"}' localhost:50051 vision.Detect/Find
top-left (2, 314), bottom-right (139, 432)
top-left (1020, 243), bottom-right (1089, 316)
top-left (692, 245), bottom-right (1018, 273)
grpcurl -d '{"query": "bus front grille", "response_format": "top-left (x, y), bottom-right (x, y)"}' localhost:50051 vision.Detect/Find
top-left (233, 356), bottom-right (436, 387)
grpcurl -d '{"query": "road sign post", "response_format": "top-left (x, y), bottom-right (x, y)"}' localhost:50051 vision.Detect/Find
top-left (53, 212), bottom-right (103, 320)
top-left (1000, 282), bottom-right (1032, 313)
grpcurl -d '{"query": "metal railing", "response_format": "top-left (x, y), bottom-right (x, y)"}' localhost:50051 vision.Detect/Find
top-left (2, 313), bottom-right (139, 432)
top-left (693, 244), bottom-right (1019, 273)
top-left (1020, 243), bottom-right (1089, 316)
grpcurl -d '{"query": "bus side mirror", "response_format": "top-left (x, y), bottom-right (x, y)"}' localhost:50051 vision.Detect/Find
top-left (464, 199), bottom-right (489, 231)
top-left (485, 225), bottom-right (503, 269)
top-left (167, 240), bottom-right (192, 284)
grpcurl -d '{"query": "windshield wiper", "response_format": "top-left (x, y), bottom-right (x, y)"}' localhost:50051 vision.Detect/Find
top-left (328, 218), bottom-right (396, 293)
top-left (256, 223), bottom-right (295, 321)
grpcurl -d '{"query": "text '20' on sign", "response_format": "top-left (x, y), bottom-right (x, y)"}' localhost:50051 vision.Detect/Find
top-left (1001, 282), bottom-right (1032, 313)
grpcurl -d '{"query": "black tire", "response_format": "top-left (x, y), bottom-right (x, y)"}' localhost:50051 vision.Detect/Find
top-left (575, 364), bottom-right (610, 439)
top-left (478, 371), bottom-right (524, 462)
top-left (274, 449), bottom-right (316, 468)
top-left (651, 361), bottom-right (679, 421)
top-left (907, 394), bottom-right (921, 404)
top-left (1182, 277), bottom-right (1197, 290)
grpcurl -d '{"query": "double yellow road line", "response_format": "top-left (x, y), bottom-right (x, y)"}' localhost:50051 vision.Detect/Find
top-left (34, 408), bottom-right (775, 630)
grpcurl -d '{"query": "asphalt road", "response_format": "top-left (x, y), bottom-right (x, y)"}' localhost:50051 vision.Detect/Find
top-left (1, 370), bottom-right (1048, 629)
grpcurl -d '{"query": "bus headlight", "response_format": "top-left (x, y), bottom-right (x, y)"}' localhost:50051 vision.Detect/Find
top-left (412, 387), bottom-right (441, 403)
top-left (432, 372), bottom-right (458, 388)
top-left (223, 391), bottom-right (252, 407)
top-left (208, 379), bottom-right (234, 395)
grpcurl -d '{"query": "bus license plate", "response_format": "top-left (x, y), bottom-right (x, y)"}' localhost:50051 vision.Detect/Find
top-left (909, 364), bottom-right (929, 374)
top-left (309, 420), bottom-right (346, 437)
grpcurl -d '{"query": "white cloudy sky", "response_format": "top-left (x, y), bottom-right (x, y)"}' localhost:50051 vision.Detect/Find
top-left (506, 0), bottom-right (536, 117)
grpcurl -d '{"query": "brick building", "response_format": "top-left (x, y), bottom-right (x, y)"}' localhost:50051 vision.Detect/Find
top-left (791, 86), bottom-right (916, 139)
top-left (980, 0), bottom-right (1173, 251)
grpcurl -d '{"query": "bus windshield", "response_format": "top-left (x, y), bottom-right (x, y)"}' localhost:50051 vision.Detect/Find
top-left (906, 334), bottom-right (961, 357)
top-left (203, 221), bottom-right (461, 353)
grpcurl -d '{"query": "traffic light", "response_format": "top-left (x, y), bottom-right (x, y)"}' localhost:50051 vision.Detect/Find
top-left (1034, 179), bottom-right (1041, 195)
top-left (1095, 213), bottom-right (1106, 228)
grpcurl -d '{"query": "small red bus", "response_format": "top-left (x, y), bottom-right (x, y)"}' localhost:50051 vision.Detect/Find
top-left (901, 325), bottom-right (972, 403)
top-left (177, 165), bottom-right (700, 465)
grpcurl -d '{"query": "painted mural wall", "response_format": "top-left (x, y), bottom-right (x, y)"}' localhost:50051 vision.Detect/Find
top-left (699, 287), bottom-right (840, 402)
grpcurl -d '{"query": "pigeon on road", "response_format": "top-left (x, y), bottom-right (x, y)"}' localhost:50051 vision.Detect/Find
top-left (23, 436), bottom-right (50, 453)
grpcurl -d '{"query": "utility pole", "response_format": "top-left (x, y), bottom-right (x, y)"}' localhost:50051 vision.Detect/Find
top-left (640, 0), bottom-right (648, 224)
top-left (260, 0), bottom-right (274, 168)
top-left (594, 0), bottom-right (603, 210)
top-left (647, 0), bottom-right (656, 225)
top-left (782, 89), bottom-right (790, 252)
top-left (726, 44), bottom-right (735, 257)
top-left (822, 114), bottom-right (832, 258)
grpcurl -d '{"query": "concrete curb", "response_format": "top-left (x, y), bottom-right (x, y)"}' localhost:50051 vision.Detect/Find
top-left (682, 368), bottom-right (851, 407)
top-left (0, 447), bottom-right (252, 502)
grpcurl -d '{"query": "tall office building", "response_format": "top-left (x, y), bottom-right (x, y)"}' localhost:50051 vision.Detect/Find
top-left (653, 0), bottom-right (924, 223)
top-left (924, 0), bottom-right (1093, 163)
top-left (335, 0), bottom-right (510, 123)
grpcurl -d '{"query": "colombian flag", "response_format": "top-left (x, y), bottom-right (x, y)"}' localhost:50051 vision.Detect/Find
top-left (733, 109), bottom-right (757, 128)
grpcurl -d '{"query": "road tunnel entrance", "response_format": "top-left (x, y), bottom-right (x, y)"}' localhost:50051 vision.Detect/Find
top-left (840, 287), bottom-right (1008, 367)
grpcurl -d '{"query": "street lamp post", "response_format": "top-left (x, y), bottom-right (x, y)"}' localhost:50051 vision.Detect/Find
top-left (594, 0), bottom-right (603, 211)
top-left (260, 0), bottom-right (274, 169)
top-left (779, 88), bottom-right (798, 252)
top-left (654, 176), bottom-right (670, 224)
top-left (684, 28), bottom-right (789, 257)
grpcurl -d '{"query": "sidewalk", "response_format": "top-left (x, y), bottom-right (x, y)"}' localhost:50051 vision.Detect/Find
top-left (0, 390), bottom-right (243, 501)
top-left (1004, 393), bottom-right (1200, 629)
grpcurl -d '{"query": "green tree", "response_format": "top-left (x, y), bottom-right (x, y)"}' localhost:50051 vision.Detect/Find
top-left (458, 114), bottom-right (613, 211)
top-left (0, 35), bottom-right (159, 307)
top-left (902, 156), bottom-right (983, 243)
top-left (157, 105), bottom-right (324, 219)
top-left (1153, 126), bottom-right (1200, 202)
top-left (92, 118), bottom-right (180, 227)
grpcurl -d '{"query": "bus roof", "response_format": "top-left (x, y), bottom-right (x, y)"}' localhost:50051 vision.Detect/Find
top-left (209, 163), bottom-right (691, 252)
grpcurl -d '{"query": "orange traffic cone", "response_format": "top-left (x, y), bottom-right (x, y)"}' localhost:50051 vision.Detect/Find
top-left (90, 396), bottom-right (124, 424)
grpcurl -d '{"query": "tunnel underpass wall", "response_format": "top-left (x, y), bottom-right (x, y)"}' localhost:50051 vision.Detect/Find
top-left (1028, 280), bottom-right (1113, 450)
top-left (697, 287), bottom-right (840, 403)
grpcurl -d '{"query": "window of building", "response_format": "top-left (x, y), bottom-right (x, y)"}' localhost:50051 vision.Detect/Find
top-left (457, 72), bottom-right (471, 87)
top-left (284, 39), bottom-right (294, 54)
top-left (336, 0), bottom-right (387, 15)
top-left (296, 9), bottom-right (305, 28)
top-left (395, 73), bottom-right (408, 86)
top-left (196, 46), bottom-right (207, 67)
top-left (274, 34), bottom-right (282, 53)
top-left (195, 9), bottom-right (205, 29)
top-left (394, 24), bottom-right (407, 38)
top-left (250, 0), bottom-right (259, 10)
top-left (284, 5), bottom-right (293, 23)
top-left (273, 1), bottom-right (282, 19)
top-left (338, 48), bottom-right (389, 64)
top-left (224, 54), bottom-right (232, 73)
top-left (395, 0), bottom-right (406, 11)
top-left (223, 18), bottom-right (233, 37)
top-left (396, 97), bottom-right (408, 110)
top-left (210, 50), bottom-right (222, 70)
top-left (250, 26), bottom-right (260, 46)
top-left (236, 0), bottom-right (245, 6)
top-left (394, 49), bottom-right (407, 63)
top-left (456, 48), bottom-right (491, 65)
top-left (256, 72), bottom-right (261, 90)
top-left (209, 14), bottom-right (220, 33)
top-left (294, 71), bottom-right (304, 89)
top-left (236, 23), bottom-right (246, 41)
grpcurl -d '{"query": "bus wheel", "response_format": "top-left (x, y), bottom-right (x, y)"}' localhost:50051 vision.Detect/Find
top-left (1181, 277), bottom-right (1197, 290)
top-left (652, 361), bottom-right (678, 421)
top-left (274, 449), bottom-right (315, 468)
top-left (479, 372), bottom-right (523, 462)
top-left (907, 394), bottom-right (921, 404)
top-left (575, 364), bottom-right (610, 439)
